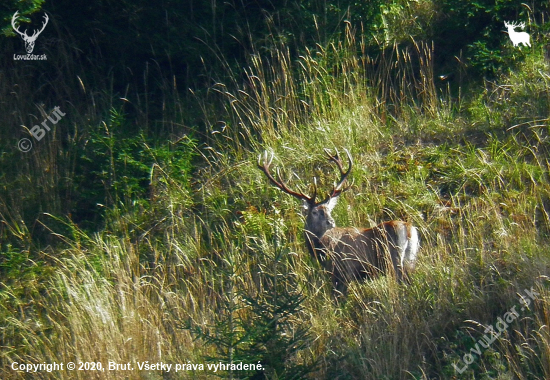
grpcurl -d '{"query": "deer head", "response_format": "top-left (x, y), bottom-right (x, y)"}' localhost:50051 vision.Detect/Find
top-left (12, 11), bottom-right (49, 54)
top-left (258, 148), bottom-right (352, 238)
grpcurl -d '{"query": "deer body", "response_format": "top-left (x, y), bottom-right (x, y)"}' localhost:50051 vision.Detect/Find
top-left (258, 149), bottom-right (420, 294)
top-left (504, 21), bottom-right (531, 47)
top-left (308, 220), bottom-right (419, 291)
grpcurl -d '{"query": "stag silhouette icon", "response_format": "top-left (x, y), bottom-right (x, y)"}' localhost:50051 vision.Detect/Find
top-left (12, 11), bottom-right (49, 54)
top-left (504, 21), bottom-right (531, 48)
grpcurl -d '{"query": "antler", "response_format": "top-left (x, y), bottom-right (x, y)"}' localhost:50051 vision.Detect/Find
top-left (258, 149), bottom-right (353, 205)
top-left (11, 11), bottom-right (48, 39)
top-left (34, 13), bottom-right (49, 37)
top-left (505, 20), bottom-right (525, 29)
top-left (321, 148), bottom-right (353, 202)
top-left (257, 151), bottom-right (316, 204)
top-left (11, 11), bottom-right (26, 38)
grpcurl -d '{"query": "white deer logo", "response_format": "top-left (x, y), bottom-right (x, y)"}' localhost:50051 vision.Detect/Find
top-left (504, 21), bottom-right (531, 47)
top-left (11, 11), bottom-right (49, 54)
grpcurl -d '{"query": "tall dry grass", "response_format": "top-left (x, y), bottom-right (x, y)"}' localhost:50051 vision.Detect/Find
top-left (2, 21), bottom-right (550, 380)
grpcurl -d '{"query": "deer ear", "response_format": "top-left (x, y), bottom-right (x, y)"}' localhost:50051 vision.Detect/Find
top-left (302, 200), bottom-right (311, 212)
top-left (326, 196), bottom-right (339, 212)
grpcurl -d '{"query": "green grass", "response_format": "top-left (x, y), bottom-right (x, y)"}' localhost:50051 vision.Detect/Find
top-left (2, 22), bottom-right (550, 380)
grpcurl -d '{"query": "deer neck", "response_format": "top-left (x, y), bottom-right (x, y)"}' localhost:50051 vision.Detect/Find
top-left (304, 229), bottom-right (328, 263)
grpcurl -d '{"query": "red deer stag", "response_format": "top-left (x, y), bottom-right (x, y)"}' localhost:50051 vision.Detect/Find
top-left (258, 149), bottom-right (419, 294)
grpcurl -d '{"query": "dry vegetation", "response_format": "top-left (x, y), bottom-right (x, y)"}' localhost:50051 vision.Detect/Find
top-left (2, 20), bottom-right (550, 380)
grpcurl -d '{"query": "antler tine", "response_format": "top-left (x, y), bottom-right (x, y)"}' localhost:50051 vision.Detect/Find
top-left (322, 148), bottom-right (353, 201)
top-left (311, 176), bottom-right (318, 203)
top-left (11, 11), bottom-right (25, 37)
top-left (258, 150), bottom-right (273, 168)
top-left (325, 148), bottom-right (353, 185)
top-left (35, 13), bottom-right (49, 36)
top-left (257, 150), bottom-right (314, 203)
